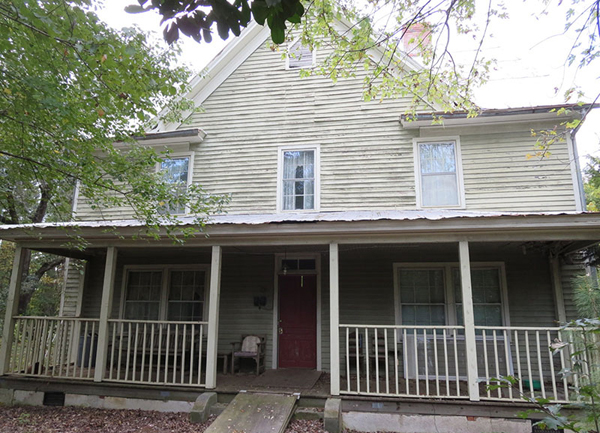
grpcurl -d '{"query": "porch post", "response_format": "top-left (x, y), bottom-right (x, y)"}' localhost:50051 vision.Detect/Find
top-left (0, 245), bottom-right (27, 375)
top-left (205, 245), bottom-right (222, 389)
top-left (329, 242), bottom-right (340, 395)
top-left (94, 246), bottom-right (118, 382)
top-left (458, 241), bottom-right (480, 402)
top-left (550, 255), bottom-right (567, 324)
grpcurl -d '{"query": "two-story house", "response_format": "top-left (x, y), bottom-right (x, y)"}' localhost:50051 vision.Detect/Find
top-left (1, 19), bottom-right (598, 430)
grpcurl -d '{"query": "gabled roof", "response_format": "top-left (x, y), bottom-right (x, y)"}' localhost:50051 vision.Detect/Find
top-left (154, 19), bottom-right (433, 132)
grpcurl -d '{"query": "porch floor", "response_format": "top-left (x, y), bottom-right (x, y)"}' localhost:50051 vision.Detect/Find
top-left (215, 371), bottom-right (330, 398)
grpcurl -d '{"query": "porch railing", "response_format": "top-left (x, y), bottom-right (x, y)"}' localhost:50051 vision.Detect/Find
top-left (340, 324), bottom-right (469, 398)
top-left (475, 326), bottom-right (579, 403)
top-left (105, 319), bottom-right (208, 387)
top-left (7, 316), bottom-right (100, 380)
top-left (340, 324), bottom-right (585, 403)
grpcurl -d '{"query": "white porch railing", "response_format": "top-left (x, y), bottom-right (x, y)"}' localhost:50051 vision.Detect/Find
top-left (340, 324), bottom-right (469, 398)
top-left (340, 324), bottom-right (585, 403)
top-left (475, 326), bottom-right (579, 403)
top-left (105, 319), bottom-right (208, 387)
top-left (7, 316), bottom-right (100, 380)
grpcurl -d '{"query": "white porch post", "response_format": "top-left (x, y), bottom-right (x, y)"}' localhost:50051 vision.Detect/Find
top-left (330, 242), bottom-right (340, 395)
top-left (459, 241), bottom-right (480, 402)
top-left (205, 245), bottom-right (222, 389)
top-left (550, 255), bottom-right (567, 324)
top-left (0, 245), bottom-right (27, 375)
top-left (94, 246), bottom-right (118, 382)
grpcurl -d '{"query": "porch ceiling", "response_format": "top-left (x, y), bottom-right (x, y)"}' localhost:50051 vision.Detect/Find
top-left (1, 211), bottom-right (600, 256)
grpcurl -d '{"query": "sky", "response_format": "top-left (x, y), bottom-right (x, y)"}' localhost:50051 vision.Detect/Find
top-left (95, 0), bottom-right (600, 164)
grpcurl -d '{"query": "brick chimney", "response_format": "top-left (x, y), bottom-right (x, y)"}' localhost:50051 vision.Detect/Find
top-left (402, 23), bottom-right (432, 57)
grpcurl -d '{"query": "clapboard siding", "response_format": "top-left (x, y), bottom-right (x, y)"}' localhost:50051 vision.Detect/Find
top-left (60, 259), bottom-right (85, 317)
top-left (217, 252), bottom-right (276, 368)
top-left (75, 35), bottom-right (579, 220)
top-left (460, 130), bottom-right (577, 212)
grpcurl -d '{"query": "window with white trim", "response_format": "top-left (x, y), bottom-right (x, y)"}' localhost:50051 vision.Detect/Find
top-left (123, 267), bottom-right (207, 322)
top-left (279, 148), bottom-right (318, 211)
top-left (396, 263), bottom-right (507, 328)
top-left (414, 139), bottom-right (463, 208)
top-left (287, 40), bottom-right (314, 69)
top-left (158, 155), bottom-right (191, 215)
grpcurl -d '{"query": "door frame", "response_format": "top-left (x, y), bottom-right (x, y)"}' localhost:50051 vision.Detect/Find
top-left (272, 253), bottom-right (321, 370)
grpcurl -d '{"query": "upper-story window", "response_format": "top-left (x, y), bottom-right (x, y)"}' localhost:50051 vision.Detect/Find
top-left (414, 138), bottom-right (464, 208)
top-left (278, 146), bottom-right (319, 212)
top-left (287, 39), bottom-right (315, 69)
top-left (158, 155), bottom-right (192, 215)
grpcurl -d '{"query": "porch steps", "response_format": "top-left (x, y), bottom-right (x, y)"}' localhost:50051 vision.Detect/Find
top-left (204, 391), bottom-right (298, 433)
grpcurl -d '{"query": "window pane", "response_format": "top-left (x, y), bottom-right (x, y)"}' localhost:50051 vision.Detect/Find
top-left (168, 270), bottom-right (205, 321)
top-left (399, 269), bottom-right (445, 326)
top-left (161, 157), bottom-right (189, 184)
top-left (125, 271), bottom-right (162, 320)
top-left (419, 143), bottom-right (456, 174)
top-left (159, 157), bottom-right (189, 214)
top-left (282, 150), bottom-right (315, 210)
top-left (421, 174), bottom-right (458, 207)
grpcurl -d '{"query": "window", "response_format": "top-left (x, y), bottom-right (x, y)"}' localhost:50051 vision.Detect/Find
top-left (414, 139), bottom-right (463, 208)
top-left (123, 266), bottom-right (207, 322)
top-left (398, 269), bottom-right (446, 326)
top-left (454, 268), bottom-right (503, 327)
top-left (279, 147), bottom-right (319, 211)
top-left (287, 40), bottom-right (314, 69)
top-left (158, 155), bottom-right (191, 215)
top-left (395, 263), bottom-right (507, 327)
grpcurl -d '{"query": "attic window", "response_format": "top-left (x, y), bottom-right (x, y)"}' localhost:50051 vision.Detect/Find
top-left (287, 40), bottom-right (314, 69)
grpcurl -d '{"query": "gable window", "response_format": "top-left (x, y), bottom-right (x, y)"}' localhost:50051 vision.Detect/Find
top-left (414, 139), bottom-right (464, 208)
top-left (287, 40), bottom-right (314, 69)
top-left (395, 263), bottom-right (508, 328)
top-left (123, 266), bottom-right (207, 322)
top-left (158, 155), bottom-right (192, 215)
top-left (279, 147), bottom-right (319, 211)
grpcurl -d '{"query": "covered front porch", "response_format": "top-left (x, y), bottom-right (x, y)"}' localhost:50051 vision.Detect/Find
top-left (0, 211), bottom-right (598, 405)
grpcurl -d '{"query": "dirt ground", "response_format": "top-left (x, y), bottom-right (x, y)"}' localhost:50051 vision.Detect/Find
top-left (0, 406), bottom-right (332, 433)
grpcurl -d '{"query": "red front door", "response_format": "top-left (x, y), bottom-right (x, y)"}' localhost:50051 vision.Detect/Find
top-left (278, 275), bottom-right (317, 369)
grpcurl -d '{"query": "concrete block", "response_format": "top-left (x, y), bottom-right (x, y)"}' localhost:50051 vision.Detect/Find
top-left (324, 398), bottom-right (342, 433)
top-left (13, 390), bottom-right (44, 406)
top-left (190, 392), bottom-right (217, 423)
top-left (0, 388), bottom-right (14, 405)
top-left (294, 407), bottom-right (323, 421)
top-left (342, 412), bottom-right (531, 433)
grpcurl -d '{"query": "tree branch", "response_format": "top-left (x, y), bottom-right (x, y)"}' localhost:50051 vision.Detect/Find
top-left (34, 257), bottom-right (65, 281)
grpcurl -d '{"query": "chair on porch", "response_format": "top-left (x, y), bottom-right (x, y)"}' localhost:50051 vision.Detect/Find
top-left (231, 335), bottom-right (266, 375)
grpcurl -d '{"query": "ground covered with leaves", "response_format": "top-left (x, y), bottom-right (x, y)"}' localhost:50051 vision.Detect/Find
top-left (0, 406), bottom-right (333, 433)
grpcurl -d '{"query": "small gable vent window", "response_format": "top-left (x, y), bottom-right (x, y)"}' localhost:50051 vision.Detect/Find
top-left (287, 40), bottom-right (314, 69)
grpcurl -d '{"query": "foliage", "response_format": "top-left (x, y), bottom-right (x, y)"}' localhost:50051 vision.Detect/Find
top-left (130, 0), bottom-right (600, 115)
top-left (488, 318), bottom-right (600, 432)
top-left (574, 274), bottom-right (600, 318)
top-left (0, 0), bottom-right (227, 239)
top-left (585, 156), bottom-right (600, 212)
top-left (25, 265), bottom-right (62, 317)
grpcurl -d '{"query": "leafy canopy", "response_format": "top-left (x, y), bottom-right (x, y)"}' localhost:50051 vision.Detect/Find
top-left (0, 0), bottom-right (227, 239)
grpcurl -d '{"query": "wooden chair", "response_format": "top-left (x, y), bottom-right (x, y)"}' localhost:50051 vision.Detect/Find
top-left (231, 335), bottom-right (266, 375)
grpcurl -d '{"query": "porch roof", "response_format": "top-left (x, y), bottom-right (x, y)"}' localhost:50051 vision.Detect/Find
top-left (1, 211), bottom-right (600, 258)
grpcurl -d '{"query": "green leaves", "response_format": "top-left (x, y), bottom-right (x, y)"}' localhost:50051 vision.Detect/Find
top-left (0, 0), bottom-right (225, 240)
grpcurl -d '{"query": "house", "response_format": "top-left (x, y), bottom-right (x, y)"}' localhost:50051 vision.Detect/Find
top-left (0, 19), bottom-right (598, 431)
